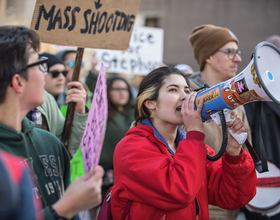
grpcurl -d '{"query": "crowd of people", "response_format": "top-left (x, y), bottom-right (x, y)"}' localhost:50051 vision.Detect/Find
top-left (0, 23), bottom-right (279, 220)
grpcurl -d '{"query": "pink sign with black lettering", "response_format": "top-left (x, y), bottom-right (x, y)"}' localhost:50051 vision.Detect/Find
top-left (81, 64), bottom-right (107, 174)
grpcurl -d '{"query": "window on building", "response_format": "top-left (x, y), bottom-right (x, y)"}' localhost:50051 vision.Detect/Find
top-left (145, 17), bottom-right (159, 28)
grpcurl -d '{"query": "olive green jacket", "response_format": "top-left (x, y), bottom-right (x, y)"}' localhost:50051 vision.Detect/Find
top-left (37, 91), bottom-right (88, 159)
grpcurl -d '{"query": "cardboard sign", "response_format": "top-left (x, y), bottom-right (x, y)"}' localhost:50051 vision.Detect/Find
top-left (80, 64), bottom-right (107, 173)
top-left (94, 26), bottom-right (164, 75)
top-left (30, 0), bottom-right (141, 50)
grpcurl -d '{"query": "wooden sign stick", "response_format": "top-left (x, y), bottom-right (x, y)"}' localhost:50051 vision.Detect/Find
top-left (61, 47), bottom-right (85, 150)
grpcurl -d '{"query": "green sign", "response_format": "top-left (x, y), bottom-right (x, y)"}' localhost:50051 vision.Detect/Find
top-left (60, 104), bottom-right (91, 181)
top-left (70, 148), bottom-right (85, 182)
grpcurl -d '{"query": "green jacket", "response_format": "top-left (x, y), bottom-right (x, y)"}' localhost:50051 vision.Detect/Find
top-left (86, 71), bottom-right (135, 167)
top-left (0, 118), bottom-right (71, 220)
top-left (37, 91), bottom-right (88, 159)
top-left (85, 69), bottom-right (98, 94)
top-left (99, 102), bottom-right (135, 168)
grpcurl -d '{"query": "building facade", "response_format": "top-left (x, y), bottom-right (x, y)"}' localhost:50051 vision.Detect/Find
top-left (1, 0), bottom-right (280, 72)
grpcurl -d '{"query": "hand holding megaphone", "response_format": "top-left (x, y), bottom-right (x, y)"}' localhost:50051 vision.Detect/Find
top-left (211, 109), bottom-right (247, 144)
top-left (194, 41), bottom-right (280, 161)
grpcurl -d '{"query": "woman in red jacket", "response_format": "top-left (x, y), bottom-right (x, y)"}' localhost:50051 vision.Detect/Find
top-left (111, 66), bottom-right (257, 220)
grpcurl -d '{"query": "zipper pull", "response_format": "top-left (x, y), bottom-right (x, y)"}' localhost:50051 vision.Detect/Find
top-left (106, 191), bottom-right (111, 202)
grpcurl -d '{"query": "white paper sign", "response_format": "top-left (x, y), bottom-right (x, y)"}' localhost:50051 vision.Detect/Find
top-left (95, 26), bottom-right (164, 75)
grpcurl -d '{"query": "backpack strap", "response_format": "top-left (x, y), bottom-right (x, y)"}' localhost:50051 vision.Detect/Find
top-left (122, 199), bottom-right (132, 220)
top-left (244, 102), bottom-right (268, 173)
top-left (97, 186), bottom-right (132, 220)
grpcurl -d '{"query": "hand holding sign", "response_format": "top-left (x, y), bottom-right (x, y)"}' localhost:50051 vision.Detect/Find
top-left (31, 0), bottom-right (141, 153)
top-left (81, 64), bottom-right (107, 174)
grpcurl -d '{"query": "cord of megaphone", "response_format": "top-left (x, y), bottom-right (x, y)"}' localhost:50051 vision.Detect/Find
top-left (206, 111), bottom-right (228, 161)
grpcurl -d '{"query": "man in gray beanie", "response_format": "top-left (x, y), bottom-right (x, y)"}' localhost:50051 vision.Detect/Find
top-left (188, 24), bottom-right (252, 220)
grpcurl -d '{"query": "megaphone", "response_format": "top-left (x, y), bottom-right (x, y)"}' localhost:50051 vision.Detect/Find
top-left (195, 41), bottom-right (280, 121)
top-left (195, 41), bottom-right (280, 161)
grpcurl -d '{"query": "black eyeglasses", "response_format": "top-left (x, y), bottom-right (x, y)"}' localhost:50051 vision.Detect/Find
top-left (218, 49), bottom-right (242, 60)
top-left (24, 56), bottom-right (49, 73)
top-left (11, 57), bottom-right (49, 87)
top-left (48, 70), bottom-right (68, 78)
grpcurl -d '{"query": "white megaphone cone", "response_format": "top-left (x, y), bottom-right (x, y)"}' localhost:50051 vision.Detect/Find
top-left (195, 41), bottom-right (280, 121)
top-left (194, 42), bottom-right (280, 144)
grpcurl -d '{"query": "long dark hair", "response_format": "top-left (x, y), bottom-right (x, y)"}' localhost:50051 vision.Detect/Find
top-left (135, 66), bottom-right (188, 124)
top-left (106, 75), bottom-right (133, 121)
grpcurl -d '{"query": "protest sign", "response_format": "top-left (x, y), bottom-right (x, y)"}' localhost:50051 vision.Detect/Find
top-left (95, 26), bottom-right (164, 75)
top-left (70, 149), bottom-right (85, 182)
top-left (60, 104), bottom-right (92, 181)
top-left (80, 64), bottom-right (107, 173)
top-left (30, 0), bottom-right (141, 50)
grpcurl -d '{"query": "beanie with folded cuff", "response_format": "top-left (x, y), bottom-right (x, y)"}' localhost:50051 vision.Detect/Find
top-left (39, 52), bottom-right (65, 69)
top-left (189, 24), bottom-right (239, 71)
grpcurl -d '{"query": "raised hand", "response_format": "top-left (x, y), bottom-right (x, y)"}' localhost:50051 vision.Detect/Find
top-left (181, 92), bottom-right (204, 133)
top-left (226, 111), bottom-right (247, 155)
top-left (66, 81), bottom-right (87, 115)
top-left (52, 165), bottom-right (104, 219)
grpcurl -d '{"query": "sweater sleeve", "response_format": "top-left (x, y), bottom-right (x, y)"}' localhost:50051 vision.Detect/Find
top-left (67, 110), bottom-right (88, 159)
top-left (85, 70), bottom-right (98, 93)
top-left (42, 143), bottom-right (74, 220)
top-left (43, 206), bottom-right (76, 220)
top-left (43, 207), bottom-right (55, 220)
top-left (206, 148), bottom-right (257, 209)
top-left (113, 131), bottom-right (208, 211)
top-left (39, 91), bottom-right (88, 159)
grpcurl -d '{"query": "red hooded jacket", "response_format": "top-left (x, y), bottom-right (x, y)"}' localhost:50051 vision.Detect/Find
top-left (111, 120), bottom-right (257, 220)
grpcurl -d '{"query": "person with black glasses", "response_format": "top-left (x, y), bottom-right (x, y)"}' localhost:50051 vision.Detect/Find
top-left (39, 52), bottom-right (87, 110)
top-left (39, 53), bottom-right (68, 102)
top-left (0, 25), bottom-right (103, 220)
top-left (187, 24), bottom-right (252, 220)
top-left (25, 52), bottom-right (89, 159)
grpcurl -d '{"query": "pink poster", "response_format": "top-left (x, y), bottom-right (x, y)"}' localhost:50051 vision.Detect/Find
top-left (81, 64), bottom-right (108, 174)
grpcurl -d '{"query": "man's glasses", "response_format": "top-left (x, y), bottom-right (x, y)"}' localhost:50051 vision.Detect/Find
top-left (24, 56), bottom-right (49, 73)
top-left (218, 49), bottom-right (242, 60)
top-left (48, 70), bottom-right (68, 78)
top-left (11, 57), bottom-right (49, 87)
top-left (65, 61), bottom-right (85, 68)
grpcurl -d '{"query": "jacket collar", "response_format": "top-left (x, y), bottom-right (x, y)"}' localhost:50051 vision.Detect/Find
top-left (140, 118), bottom-right (186, 155)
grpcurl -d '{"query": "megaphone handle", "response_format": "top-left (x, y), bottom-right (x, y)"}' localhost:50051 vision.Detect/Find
top-left (210, 109), bottom-right (247, 144)
top-left (228, 128), bottom-right (247, 144)
top-left (207, 111), bottom-right (228, 161)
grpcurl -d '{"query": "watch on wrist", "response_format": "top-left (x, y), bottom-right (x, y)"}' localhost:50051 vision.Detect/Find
top-left (49, 205), bottom-right (69, 220)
